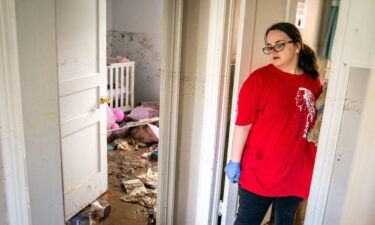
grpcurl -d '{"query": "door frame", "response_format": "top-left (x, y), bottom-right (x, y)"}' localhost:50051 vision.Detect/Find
top-left (0, 0), bottom-right (31, 224)
top-left (1, 0), bottom-right (183, 224)
top-left (158, 0), bottom-right (183, 224)
top-left (220, 0), bottom-right (353, 224)
top-left (207, 0), bottom-right (236, 224)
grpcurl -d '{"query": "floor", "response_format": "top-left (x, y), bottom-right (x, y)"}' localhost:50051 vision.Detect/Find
top-left (67, 139), bottom-right (158, 225)
top-left (99, 145), bottom-right (157, 225)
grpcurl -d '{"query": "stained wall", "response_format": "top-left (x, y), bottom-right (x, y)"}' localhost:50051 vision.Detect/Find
top-left (107, 0), bottom-right (162, 104)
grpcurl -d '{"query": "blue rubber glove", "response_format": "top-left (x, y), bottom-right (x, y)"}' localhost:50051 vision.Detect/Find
top-left (224, 160), bottom-right (241, 183)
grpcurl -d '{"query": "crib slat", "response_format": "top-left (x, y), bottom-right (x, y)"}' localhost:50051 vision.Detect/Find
top-left (126, 65), bottom-right (130, 107)
top-left (115, 66), bottom-right (119, 108)
top-left (120, 66), bottom-right (124, 109)
top-left (131, 63), bottom-right (135, 109)
top-left (109, 66), bottom-right (114, 108)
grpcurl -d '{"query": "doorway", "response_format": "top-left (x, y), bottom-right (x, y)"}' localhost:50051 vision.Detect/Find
top-left (220, 0), bottom-right (338, 224)
top-left (63, 1), bottom-right (164, 224)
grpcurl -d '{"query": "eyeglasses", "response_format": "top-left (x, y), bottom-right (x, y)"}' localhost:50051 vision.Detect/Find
top-left (262, 40), bottom-right (295, 55)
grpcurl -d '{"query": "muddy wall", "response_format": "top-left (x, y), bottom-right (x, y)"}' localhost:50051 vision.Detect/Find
top-left (107, 0), bottom-right (162, 105)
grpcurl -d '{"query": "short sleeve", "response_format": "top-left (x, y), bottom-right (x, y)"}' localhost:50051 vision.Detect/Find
top-left (235, 72), bottom-right (262, 126)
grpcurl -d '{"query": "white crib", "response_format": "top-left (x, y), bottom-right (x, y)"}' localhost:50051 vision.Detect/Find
top-left (107, 61), bottom-right (135, 112)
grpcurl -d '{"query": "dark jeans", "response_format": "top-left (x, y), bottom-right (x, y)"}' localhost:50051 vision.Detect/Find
top-left (234, 185), bottom-right (303, 225)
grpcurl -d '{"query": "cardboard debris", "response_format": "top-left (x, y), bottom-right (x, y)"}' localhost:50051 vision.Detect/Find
top-left (144, 181), bottom-right (157, 190)
top-left (136, 168), bottom-right (157, 181)
top-left (120, 195), bottom-right (157, 209)
top-left (112, 138), bottom-right (138, 151)
top-left (90, 200), bottom-right (111, 220)
top-left (128, 186), bottom-right (148, 198)
top-left (123, 179), bottom-right (148, 197)
top-left (137, 196), bottom-right (157, 208)
top-left (123, 179), bottom-right (144, 190)
top-left (146, 168), bottom-right (158, 181)
top-left (120, 195), bottom-right (138, 203)
top-left (146, 189), bottom-right (157, 198)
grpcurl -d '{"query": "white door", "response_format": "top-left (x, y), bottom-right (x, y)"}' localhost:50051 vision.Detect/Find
top-left (56, 0), bottom-right (107, 220)
top-left (221, 0), bottom-right (298, 224)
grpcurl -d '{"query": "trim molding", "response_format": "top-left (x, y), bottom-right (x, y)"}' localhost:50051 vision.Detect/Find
top-left (158, 0), bottom-right (183, 224)
top-left (194, 0), bottom-right (234, 224)
top-left (221, 0), bottom-right (257, 224)
top-left (0, 0), bottom-right (31, 224)
top-left (209, 0), bottom-right (236, 224)
top-left (304, 0), bottom-right (351, 224)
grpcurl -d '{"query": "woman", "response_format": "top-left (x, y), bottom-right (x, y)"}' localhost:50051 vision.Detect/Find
top-left (224, 22), bottom-right (322, 225)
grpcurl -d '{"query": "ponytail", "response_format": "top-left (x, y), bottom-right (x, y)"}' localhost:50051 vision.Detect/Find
top-left (298, 43), bottom-right (319, 80)
top-left (265, 22), bottom-right (320, 80)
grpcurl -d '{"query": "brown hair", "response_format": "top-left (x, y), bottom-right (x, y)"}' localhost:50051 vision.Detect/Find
top-left (265, 22), bottom-right (319, 80)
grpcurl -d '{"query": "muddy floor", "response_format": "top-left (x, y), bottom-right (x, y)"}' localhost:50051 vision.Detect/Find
top-left (68, 141), bottom-right (158, 225)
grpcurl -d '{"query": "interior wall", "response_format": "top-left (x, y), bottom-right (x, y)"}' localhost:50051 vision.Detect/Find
top-left (174, 0), bottom-right (210, 224)
top-left (106, 0), bottom-right (113, 57)
top-left (322, 0), bottom-right (375, 223)
top-left (341, 59), bottom-right (375, 225)
top-left (323, 67), bottom-right (369, 225)
top-left (15, 0), bottom-right (65, 224)
top-left (107, 0), bottom-right (162, 105)
top-left (299, 0), bottom-right (325, 52)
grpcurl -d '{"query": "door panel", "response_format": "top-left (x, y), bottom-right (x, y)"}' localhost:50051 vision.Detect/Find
top-left (56, 0), bottom-right (107, 220)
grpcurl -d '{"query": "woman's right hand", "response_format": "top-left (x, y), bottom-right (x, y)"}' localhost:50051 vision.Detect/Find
top-left (224, 160), bottom-right (241, 183)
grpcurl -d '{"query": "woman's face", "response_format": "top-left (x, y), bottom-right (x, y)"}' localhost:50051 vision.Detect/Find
top-left (265, 30), bottom-right (300, 69)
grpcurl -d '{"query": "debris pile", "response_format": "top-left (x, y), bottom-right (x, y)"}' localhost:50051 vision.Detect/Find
top-left (68, 102), bottom-right (159, 225)
top-left (106, 102), bottom-right (160, 224)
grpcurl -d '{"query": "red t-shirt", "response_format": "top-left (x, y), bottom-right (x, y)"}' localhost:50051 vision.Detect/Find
top-left (236, 64), bottom-right (322, 199)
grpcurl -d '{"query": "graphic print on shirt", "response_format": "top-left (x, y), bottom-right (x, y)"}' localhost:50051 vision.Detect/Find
top-left (295, 87), bottom-right (315, 139)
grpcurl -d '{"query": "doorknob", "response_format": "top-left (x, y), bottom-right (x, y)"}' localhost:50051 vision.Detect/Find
top-left (100, 97), bottom-right (111, 104)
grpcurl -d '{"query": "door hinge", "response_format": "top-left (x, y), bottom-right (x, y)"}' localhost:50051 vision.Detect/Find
top-left (218, 200), bottom-right (223, 216)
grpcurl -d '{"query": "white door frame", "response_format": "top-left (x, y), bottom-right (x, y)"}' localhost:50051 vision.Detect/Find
top-left (0, 0), bottom-right (31, 224)
top-left (1, 0), bottom-right (183, 224)
top-left (192, 0), bottom-right (244, 224)
top-left (208, 0), bottom-right (236, 224)
top-left (158, 0), bottom-right (183, 224)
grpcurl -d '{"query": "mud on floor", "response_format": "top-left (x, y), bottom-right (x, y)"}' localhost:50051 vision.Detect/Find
top-left (68, 142), bottom-right (158, 225)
